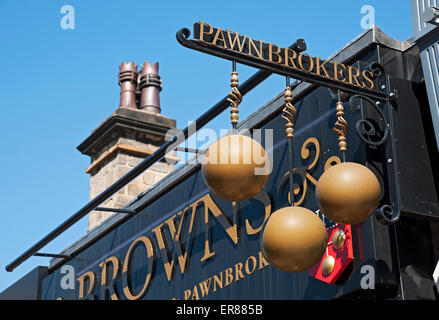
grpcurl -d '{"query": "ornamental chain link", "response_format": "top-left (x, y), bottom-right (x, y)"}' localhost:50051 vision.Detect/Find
top-left (333, 101), bottom-right (348, 152)
top-left (282, 86), bottom-right (296, 139)
top-left (226, 71), bottom-right (242, 127)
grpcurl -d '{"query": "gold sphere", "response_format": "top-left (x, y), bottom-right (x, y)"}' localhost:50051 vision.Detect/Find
top-left (321, 255), bottom-right (335, 276)
top-left (261, 206), bottom-right (328, 273)
top-left (332, 229), bottom-right (346, 249)
top-left (316, 162), bottom-right (381, 225)
top-left (202, 134), bottom-right (270, 202)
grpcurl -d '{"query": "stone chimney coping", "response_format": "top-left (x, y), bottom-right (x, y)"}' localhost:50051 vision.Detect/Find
top-left (77, 107), bottom-right (176, 157)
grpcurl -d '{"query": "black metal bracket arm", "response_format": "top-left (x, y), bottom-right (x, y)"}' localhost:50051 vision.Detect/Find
top-left (34, 252), bottom-right (90, 262)
top-left (337, 74), bottom-right (401, 226)
top-left (33, 253), bottom-right (71, 259)
top-left (175, 146), bottom-right (205, 154)
top-left (176, 28), bottom-right (392, 103)
top-left (94, 207), bottom-right (137, 215)
top-left (176, 27), bottom-right (307, 67)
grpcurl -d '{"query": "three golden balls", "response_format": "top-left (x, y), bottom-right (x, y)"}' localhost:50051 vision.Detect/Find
top-left (261, 206), bottom-right (328, 273)
top-left (202, 134), bottom-right (270, 202)
top-left (316, 162), bottom-right (381, 225)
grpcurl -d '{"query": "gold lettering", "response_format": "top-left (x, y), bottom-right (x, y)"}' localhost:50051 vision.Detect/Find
top-left (152, 206), bottom-right (195, 282)
top-left (258, 251), bottom-right (270, 270)
top-left (212, 274), bottom-right (223, 292)
top-left (224, 268), bottom-right (234, 287)
top-left (191, 285), bottom-right (200, 300)
top-left (268, 43), bottom-right (282, 64)
top-left (152, 220), bottom-right (176, 281)
top-left (212, 27), bottom-right (227, 48)
top-left (348, 65), bottom-right (362, 87)
top-left (245, 256), bottom-right (257, 275)
top-left (199, 194), bottom-right (238, 262)
top-left (99, 256), bottom-right (121, 300)
top-left (184, 289), bottom-right (191, 300)
top-left (204, 235), bottom-right (216, 260)
top-left (245, 190), bottom-right (271, 235)
top-left (298, 53), bottom-right (314, 72)
top-left (77, 271), bottom-right (97, 300)
top-left (248, 38), bottom-right (263, 59)
top-left (234, 262), bottom-right (245, 282)
top-left (333, 61), bottom-right (347, 82)
top-left (199, 278), bottom-right (212, 298)
top-left (226, 30), bottom-right (247, 52)
top-left (362, 70), bottom-right (374, 90)
top-left (316, 57), bottom-right (330, 78)
top-left (197, 21), bottom-right (213, 42)
top-left (197, 23), bottom-right (374, 94)
top-left (180, 251), bottom-right (269, 298)
top-left (122, 236), bottom-right (155, 300)
top-left (284, 48), bottom-right (298, 69)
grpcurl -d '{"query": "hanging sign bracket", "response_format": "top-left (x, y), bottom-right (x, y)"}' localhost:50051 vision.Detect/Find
top-left (177, 22), bottom-right (397, 103)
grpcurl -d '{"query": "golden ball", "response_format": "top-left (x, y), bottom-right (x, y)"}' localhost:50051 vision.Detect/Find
top-left (202, 134), bottom-right (270, 202)
top-left (321, 255), bottom-right (335, 276)
top-left (261, 206), bottom-right (328, 273)
top-left (316, 162), bottom-right (381, 225)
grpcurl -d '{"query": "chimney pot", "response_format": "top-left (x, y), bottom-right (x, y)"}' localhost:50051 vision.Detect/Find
top-left (118, 62), bottom-right (138, 108)
top-left (139, 61), bottom-right (162, 113)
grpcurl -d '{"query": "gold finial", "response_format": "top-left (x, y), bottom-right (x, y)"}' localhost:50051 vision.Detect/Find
top-left (227, 71), bottom-right (242, 127)
top-left (282, 86), bottom-right (296, 139)
top-left (333, 101), bottom-right (348, 152)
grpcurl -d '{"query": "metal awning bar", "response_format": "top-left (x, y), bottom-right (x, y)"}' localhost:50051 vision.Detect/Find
top-left (94, 207), bottom-right (137, 215)
top-left (5, 39), bottom-right (306, 273)
top-left (175, 146), bottom-right (205, 154)
top-left (34, 253), bottom-right (71, 259)
top-left (176, 28), bottom-right (391, 102)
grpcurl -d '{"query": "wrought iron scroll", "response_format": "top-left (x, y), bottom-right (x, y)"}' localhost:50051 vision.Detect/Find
top-left (349, 94), bottom-right (390, 147)
top-left (343, 78), bottom-right (400, 225)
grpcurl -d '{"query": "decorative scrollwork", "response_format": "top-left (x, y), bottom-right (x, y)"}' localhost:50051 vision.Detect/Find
top-left (349, 94), bottom-right (389, 147)
top-left (282, 86), bottom-right (296, 139)
top-left (227, 71), bottom-right (242, 126)
top-left (276, 137), bottom-right (341, 206)
top-left (365, 62), bottom-right (384, 79)
top-left (375, 204), bottom-right (400, 225)
top-left (324, 156), bottom-right (341, 171)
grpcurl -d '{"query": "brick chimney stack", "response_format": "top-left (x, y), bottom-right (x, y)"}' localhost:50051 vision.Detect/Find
top-left (78, 60), bottom-right (177, 231)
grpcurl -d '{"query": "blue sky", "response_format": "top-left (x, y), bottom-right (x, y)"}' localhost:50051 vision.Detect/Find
top-left (0, 1), bottom-right (412, 292)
